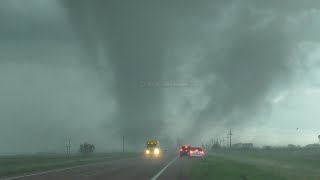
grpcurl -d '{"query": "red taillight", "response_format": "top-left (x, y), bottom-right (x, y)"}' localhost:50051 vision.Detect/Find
top-left (200, 151), bottom-right (204, 154)
top-left (179, 149), bottom-right (182, 152)
top-left (190, 151), bottom-right (194, 154)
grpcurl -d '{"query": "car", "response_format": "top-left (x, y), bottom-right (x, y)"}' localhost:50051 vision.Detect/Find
top-left (179, 145), bottom-right (191, 157)
top-left (188, 147), bottom-right (205, 158)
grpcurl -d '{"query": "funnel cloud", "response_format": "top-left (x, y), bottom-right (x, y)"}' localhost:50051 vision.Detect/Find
top-left (0, 0), bottom-right (320, 154)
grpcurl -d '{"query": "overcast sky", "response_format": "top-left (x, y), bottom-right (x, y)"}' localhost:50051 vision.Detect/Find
top-left (0, 0), bottom-right (320, 154)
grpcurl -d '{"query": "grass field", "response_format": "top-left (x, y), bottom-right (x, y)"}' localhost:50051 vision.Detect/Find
top-left (191, 150), bottom-right (320, 180)
top-left (0, 152), bottom-right (138, 177)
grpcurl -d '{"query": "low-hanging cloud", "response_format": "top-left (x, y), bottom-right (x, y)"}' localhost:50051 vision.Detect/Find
top-left (1, 0), bottom-right (320, 154)
top-left (161, 1), bottom-right (320, 143)
top-left (61, 0), bottom-right (320, 145)
top-left (60, 0), bottom-right (233, 148)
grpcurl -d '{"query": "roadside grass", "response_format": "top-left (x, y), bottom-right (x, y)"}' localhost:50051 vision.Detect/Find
top-left (219, 150), bottom-right (320, 165)
top-left (0, 152), bottom-right (138, 177)
top-left (191, 155), bottom-right (287, 180)
top-left (214, 150), bottom-right (320, 179)
top-left (191, 151), bottom-right (320, 180)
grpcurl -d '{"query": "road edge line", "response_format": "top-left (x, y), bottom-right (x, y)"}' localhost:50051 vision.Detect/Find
top-left (0, 164), bottom-right (92, 180)
top-left (150, 156), bottom-right (179, 180)
top-left (0, 156), bottom-right (139, 180)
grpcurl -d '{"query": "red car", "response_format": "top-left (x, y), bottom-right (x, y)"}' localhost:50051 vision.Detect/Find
top-left (179, 145), bottom-right (191, 157)
top-left (189, 147), bottom-right (205, 158)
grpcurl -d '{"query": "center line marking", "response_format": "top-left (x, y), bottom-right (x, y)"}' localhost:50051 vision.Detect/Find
top-left (150, 156), bottom-right (179, 180)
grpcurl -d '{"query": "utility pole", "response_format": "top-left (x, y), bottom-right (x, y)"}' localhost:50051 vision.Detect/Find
top-left (227, 134), bottom-right (230, 149)
top-left (66, 139), bottom-right (71, 155)
top-left (122, 136), bottom-right (124, 153)
top-left (68, 139), bottom-right (71, 155)
top-left (228, 129), bottom-right (232, 148)
top-left (222, 138), bottom-right (226, 147)
top-left (65, 146), bottom-right (68, 155)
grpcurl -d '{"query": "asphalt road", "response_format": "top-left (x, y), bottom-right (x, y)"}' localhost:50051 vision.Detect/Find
top-left (0, 153), bottom-right (194, 180)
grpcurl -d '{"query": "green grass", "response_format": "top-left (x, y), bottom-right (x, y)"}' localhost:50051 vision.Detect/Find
top-left (0, 152), bottom-right (138, 177)
top-left (191, 155), bottom-right (286, 180)
top-left (191, 151), bottom-right (320, 180)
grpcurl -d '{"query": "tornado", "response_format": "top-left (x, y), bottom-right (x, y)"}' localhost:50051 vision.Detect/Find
top-left (61, 0), bottom-right (177, 148)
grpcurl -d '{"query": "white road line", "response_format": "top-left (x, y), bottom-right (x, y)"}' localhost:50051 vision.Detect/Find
top-left (0, 164), bottom-right (94, 180)
top-left (0, 162), bottom-right (109, 180)
top-left (0, 156), bottom-right (138, 180)
top-left (150, 156), bottom-right (179, 180)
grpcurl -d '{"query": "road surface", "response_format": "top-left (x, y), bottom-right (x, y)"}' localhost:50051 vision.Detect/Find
top-left (0, 153), bottom-right (194, 180)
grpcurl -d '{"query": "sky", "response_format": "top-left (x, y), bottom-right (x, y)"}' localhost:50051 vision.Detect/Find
top-left (0, 0), bottom-right (320, 154)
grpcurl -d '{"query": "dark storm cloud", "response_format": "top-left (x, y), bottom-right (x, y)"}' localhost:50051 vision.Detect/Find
top-left (61, 1), bottom-right (166, 147)
top-left (248, 0), bottom-right (320, 13)
top-left (60, 0), bottom-right (232, 148)
top-left (1, 0), bottom-right (318, 153)
top-left (0, 1), bottom-right (71, 42)
top-left (0, 0), bottom-right (118, 154)
top-left (187, 1), bottom-right (320, 132)
top-left (197, 27), bottom-right (293, 125)
top-left (61, 0), bottom-right (320, 145)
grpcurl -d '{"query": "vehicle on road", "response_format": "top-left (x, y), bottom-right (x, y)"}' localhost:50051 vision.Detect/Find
top-left (179, 145), bottom-right (191, 157)
top-left (188, 147), bottom-right (205, 158)
top-left (145, 140), bottom-right (161, 158)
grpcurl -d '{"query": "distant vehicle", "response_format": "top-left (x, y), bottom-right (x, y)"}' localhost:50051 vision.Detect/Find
top-left (179, 145), bottom-right (191, 157)
top-left (145, 140), bottom-right (161, 158)
top-left (189, 147), bottom-right (205, 158)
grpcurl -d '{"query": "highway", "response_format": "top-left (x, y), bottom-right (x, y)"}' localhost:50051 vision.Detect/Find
top-left (0, 153), bottom-right (193, 180)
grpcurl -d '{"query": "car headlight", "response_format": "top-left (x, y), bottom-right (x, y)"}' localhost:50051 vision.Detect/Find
top-left (146, 150), bottom-right (150, 154)
top-left (154, 148), bottom-right (160, 154)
